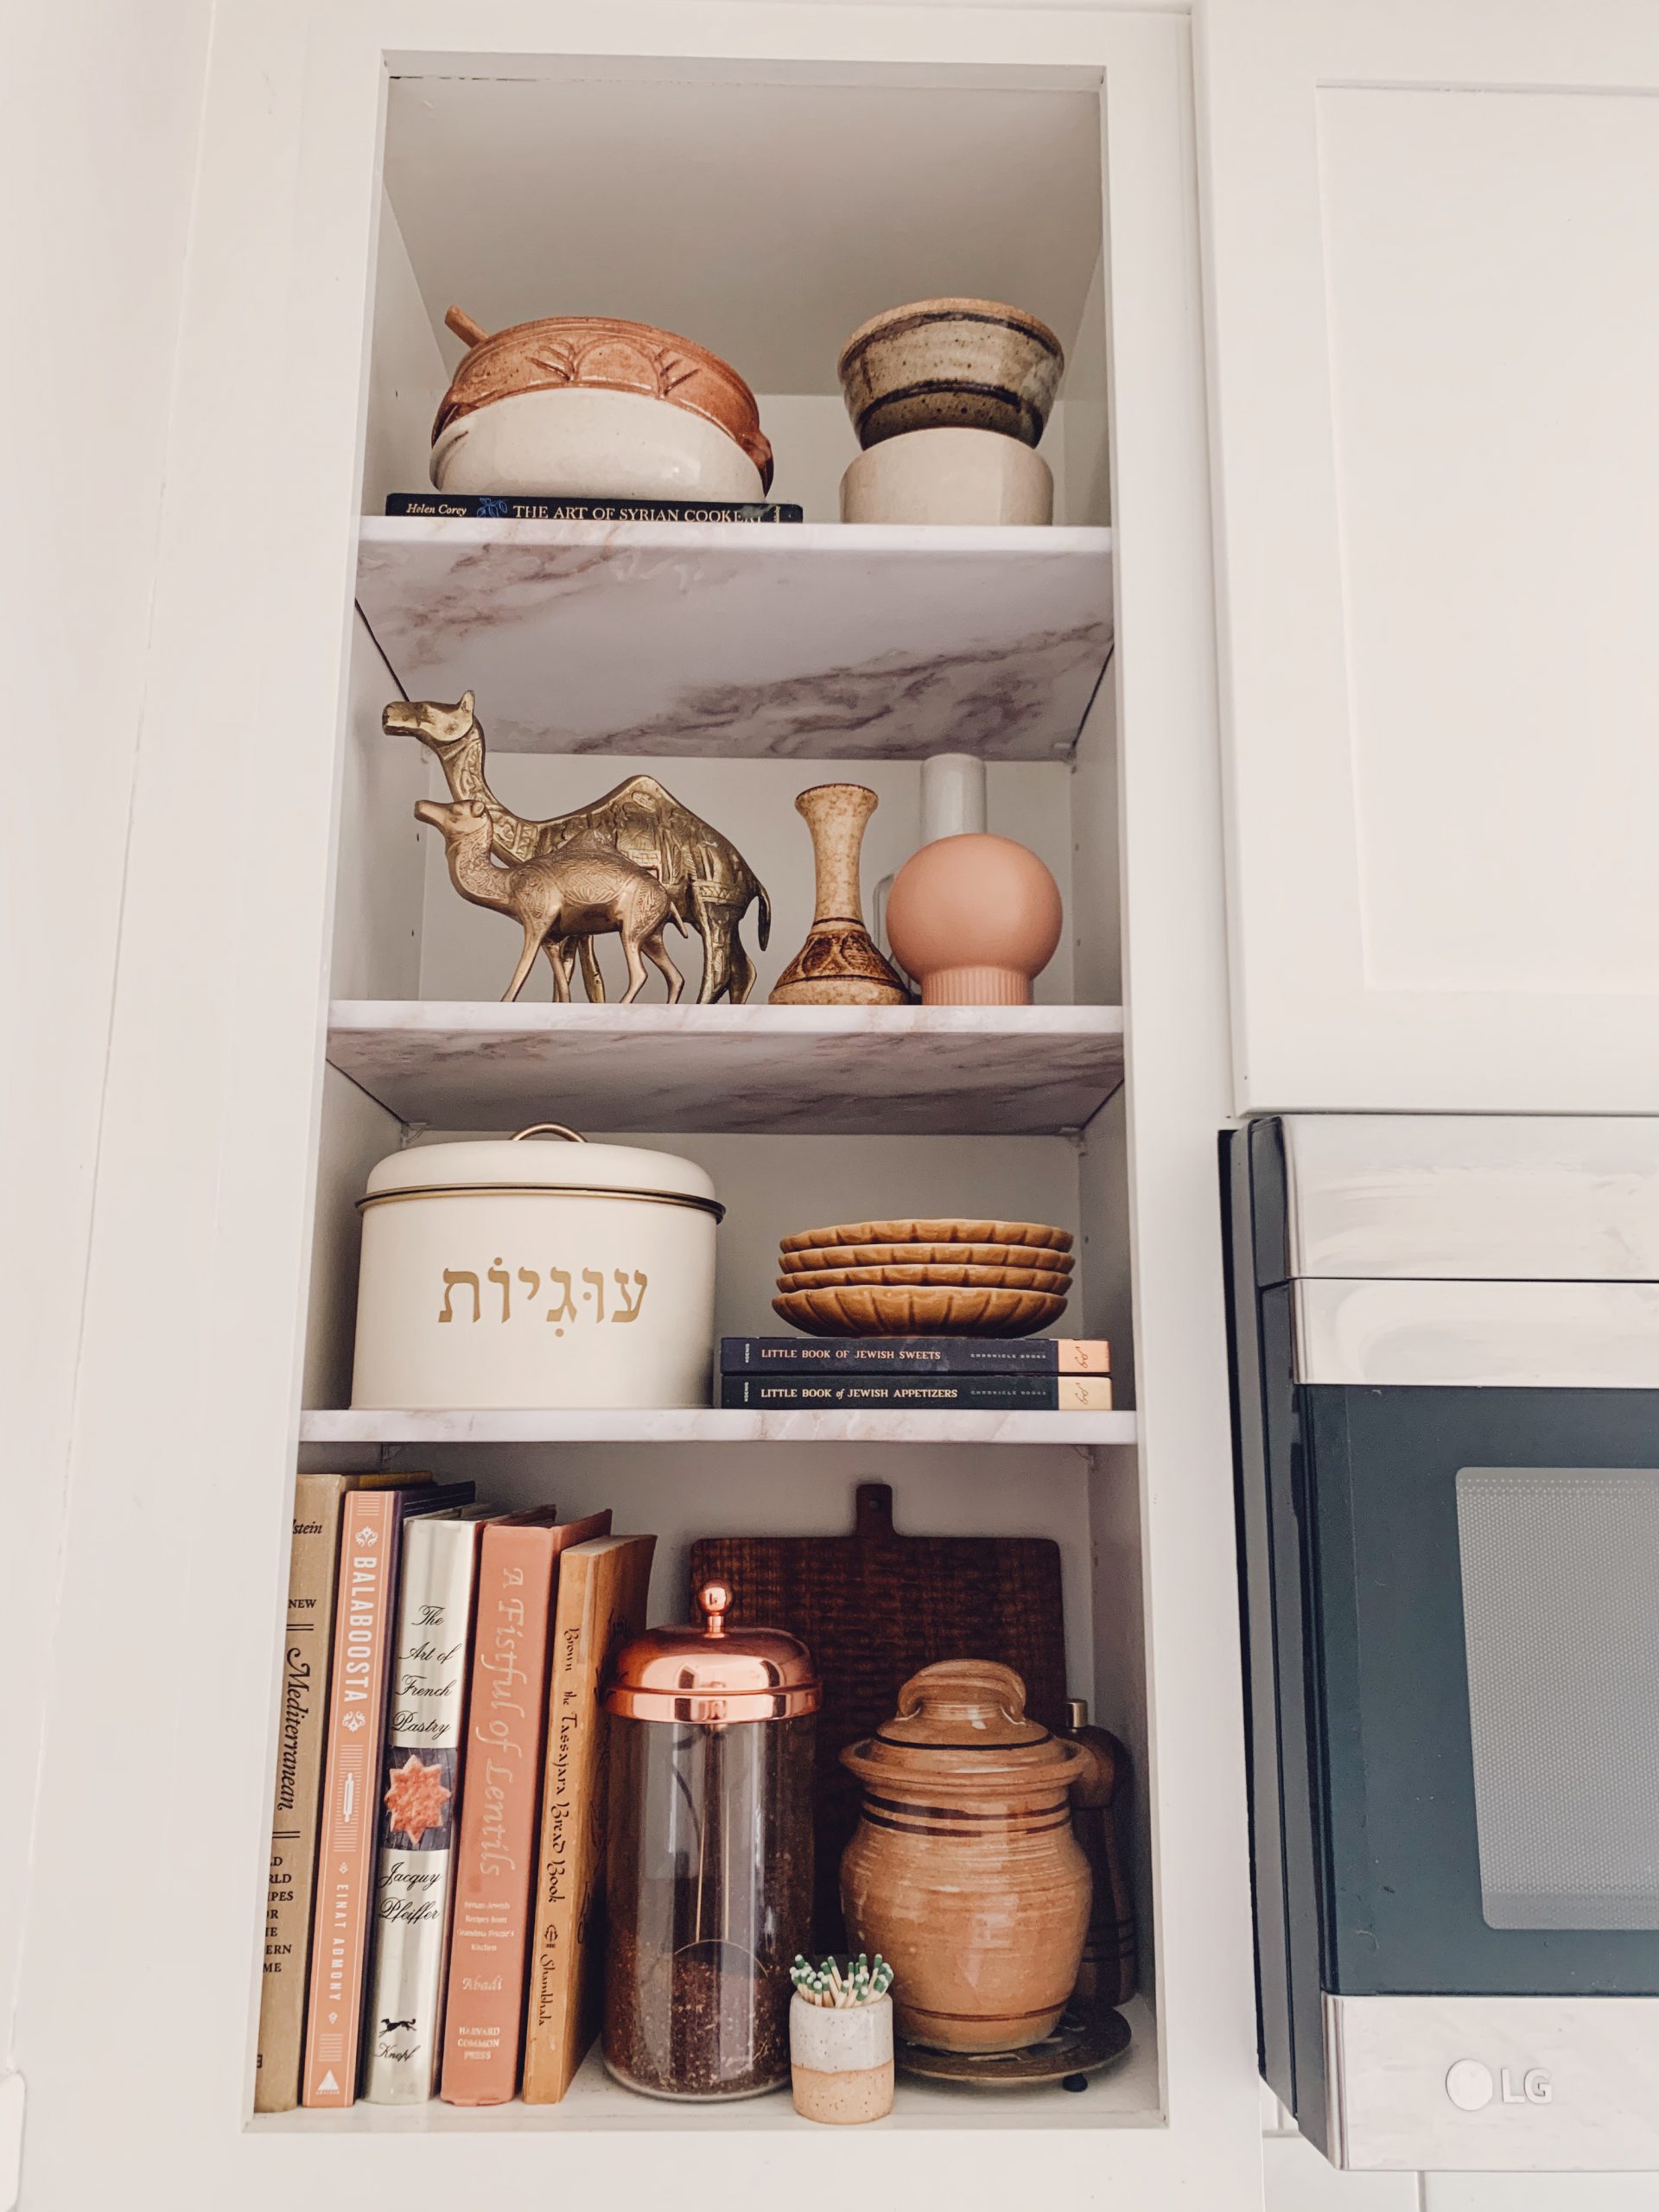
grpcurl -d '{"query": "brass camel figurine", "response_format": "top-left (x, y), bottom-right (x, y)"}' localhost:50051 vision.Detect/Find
top-left (415, 797), bottom-right (686, 1005)
top-left (384, 692), bottom-right (770, 1003)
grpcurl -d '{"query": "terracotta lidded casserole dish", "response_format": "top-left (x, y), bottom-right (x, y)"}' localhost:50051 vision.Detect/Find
top-left (430, 305), bottom-right (773, 498)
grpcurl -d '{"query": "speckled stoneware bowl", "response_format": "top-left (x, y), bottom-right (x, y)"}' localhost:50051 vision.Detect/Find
top-left (836, 298), bottom-right (1065, 451)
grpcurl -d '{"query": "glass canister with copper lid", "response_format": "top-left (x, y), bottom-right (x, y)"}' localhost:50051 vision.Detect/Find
top-left (602, 1582), bottom-right (819, 2100)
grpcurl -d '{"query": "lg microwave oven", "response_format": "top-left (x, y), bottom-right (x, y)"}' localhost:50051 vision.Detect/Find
top-left (1224, 1115), bottom-right (1659, 2171)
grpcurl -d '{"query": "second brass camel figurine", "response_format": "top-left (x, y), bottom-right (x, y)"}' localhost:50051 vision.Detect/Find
top-left (385, 691), bottom-right (771, 1003)
top-left (415, 797), bottom-right (686, 1004)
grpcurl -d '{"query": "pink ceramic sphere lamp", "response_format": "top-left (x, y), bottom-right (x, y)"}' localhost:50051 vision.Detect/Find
top-left (884, 833), bottom-right (1064, 1005)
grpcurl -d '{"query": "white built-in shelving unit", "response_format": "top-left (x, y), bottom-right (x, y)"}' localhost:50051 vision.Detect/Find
top-left (22, 16), bottom-right (1261, 2211)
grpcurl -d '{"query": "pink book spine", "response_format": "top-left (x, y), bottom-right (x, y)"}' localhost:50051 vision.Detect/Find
top-left (440, 1511), bottom-right (609, 2103)
top-left (301, 1490), bottom-right (402, 2107)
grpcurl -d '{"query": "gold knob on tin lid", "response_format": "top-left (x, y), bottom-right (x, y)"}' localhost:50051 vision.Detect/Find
top-left (697, 1581), bottom-right (732, 1637)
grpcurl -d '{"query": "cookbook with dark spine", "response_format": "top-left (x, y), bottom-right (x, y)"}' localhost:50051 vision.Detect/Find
top-left (721, 1335), bottom-right (1109, 1374)
top-left (720, 1371), bottom-right (1111, 1411)
top-left (385, 493), bottom-right (803, 523)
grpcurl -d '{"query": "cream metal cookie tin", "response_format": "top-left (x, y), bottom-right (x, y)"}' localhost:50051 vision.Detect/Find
top-left (350, 1124), bottom-right (722, 1410)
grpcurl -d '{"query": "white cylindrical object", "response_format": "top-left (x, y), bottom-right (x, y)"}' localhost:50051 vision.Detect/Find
top-left (351, 1128), bottom-right (720, 1409)
top-left (920, 753), bottom-right (988, 844)
top-left (838, 424), bottom-right (1053, 524)
top-left (789, 1994), bottom-right (895, 2126)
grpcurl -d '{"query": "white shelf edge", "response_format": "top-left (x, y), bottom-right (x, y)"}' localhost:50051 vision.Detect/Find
top-left (298, 1408), bottom-right (1137, 1447)
top-left (323, 1001), bottom-right (1126, 1138)
top-left (249, 1995), bottom-right (1156, 2133)
top-left (327, 1001), bottom-right (1126, 1040)
top-left (359, 516), bottom-right (1115, 558)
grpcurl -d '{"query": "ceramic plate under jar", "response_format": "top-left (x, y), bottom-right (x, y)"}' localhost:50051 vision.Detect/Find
top-left (351, 1122), bottom-right (722, 1408)
top-left (895, 2005), bottom-right (1131, 2088)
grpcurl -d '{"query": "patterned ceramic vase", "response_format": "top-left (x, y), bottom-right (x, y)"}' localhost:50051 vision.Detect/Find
top-left (769, 785), bottom-right (909, 1006)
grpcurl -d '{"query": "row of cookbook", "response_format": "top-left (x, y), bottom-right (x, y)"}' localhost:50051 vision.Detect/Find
top-left (257, 1471), bottom-right (652, 2111)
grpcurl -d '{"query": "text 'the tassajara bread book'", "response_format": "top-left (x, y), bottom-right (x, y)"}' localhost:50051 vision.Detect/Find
top-left (519, 1533), bottom-right (655, 2104)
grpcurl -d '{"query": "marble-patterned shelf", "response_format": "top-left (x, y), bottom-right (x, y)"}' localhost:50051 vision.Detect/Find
top-left (356, 519), bottom-right (1114, 760)
top-left (299, 1407), bottom-right (1137, 1447)
top-left (327, 1001), bottom-right (1125, 1135)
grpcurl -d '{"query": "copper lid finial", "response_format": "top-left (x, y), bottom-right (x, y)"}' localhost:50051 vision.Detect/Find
top-left (605, 1580), bottom-right (820, 1725)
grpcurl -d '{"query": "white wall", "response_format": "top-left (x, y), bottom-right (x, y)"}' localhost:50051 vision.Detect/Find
top-left (0, 0), bottom-right (211, 2077)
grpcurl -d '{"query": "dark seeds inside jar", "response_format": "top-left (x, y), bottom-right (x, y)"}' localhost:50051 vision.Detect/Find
top-left (604, 1714), bottom-right (813, 2100)
top-left (607, 1923), bottom-right (791, 2097)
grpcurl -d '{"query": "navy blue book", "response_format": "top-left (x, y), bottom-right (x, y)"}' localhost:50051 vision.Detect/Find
top-left (384, 492), bottom-right (804, 523)
top-left (720, 1371), bottom-right (1110, 1411)
top-left (720, 1335), bottom-right (1109, 1376)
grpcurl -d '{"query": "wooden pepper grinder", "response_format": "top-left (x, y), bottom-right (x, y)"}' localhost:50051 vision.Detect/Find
top-left (1063, 1698), bottom-right (1136, 2007)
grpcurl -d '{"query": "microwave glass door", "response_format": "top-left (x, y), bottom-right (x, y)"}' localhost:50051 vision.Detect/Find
top-left (1456, 1467), bottom-right (1659, 1932)
top-left (1302, 1383), bottom-right (1659, 1997)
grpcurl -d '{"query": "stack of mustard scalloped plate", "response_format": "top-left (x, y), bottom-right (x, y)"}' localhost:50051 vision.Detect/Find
top-left (772, 1217), bottom-right (1074, 1337)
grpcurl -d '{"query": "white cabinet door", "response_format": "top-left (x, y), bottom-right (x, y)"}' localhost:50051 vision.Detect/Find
top-left (1198, 0), bottom-right (1659, 1112)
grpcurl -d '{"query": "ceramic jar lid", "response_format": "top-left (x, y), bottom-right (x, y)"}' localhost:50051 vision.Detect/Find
top-left (842, 1660), bottom-right (1088, 1796)
top-left (606, 1581), bottom-right (822, 1724)
top-left (360, 1123), bottom-right (723, 1217)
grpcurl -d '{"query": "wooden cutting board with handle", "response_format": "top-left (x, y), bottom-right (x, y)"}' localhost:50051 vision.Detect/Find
top-left (690, 1481), bottom-right (1069, 1950)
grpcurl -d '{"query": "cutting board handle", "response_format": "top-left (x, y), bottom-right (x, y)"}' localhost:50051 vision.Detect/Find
top-left (855, 1482), bottom-right (895, 1540)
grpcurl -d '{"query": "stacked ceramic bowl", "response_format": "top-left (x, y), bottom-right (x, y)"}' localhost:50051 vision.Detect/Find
top-left (836, 298), bottom-right (1064, 526)
top-left (773, 1217), bottom-right (1074, 1337)
top-left (429, 306), bottom-right (772, 502)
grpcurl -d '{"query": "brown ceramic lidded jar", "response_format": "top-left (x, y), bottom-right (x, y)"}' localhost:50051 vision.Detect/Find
top-left (602, 1584), bottom-right (819, 2101)
top-left (839, 1660), bottom-right (1091, 2054)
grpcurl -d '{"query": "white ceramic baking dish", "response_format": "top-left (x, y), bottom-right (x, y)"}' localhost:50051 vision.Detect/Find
top-left (429, 387), bottom-right (766, 502)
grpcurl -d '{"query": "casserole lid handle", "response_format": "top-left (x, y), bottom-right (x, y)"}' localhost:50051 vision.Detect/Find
top-left (445, 304), bottom-right (490, 349)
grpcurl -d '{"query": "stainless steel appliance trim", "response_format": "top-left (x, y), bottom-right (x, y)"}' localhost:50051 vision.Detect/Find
top-left (1322, 1990), bottom-right (1349, 2167)
top-left (1325, 1993), bottom-right (1659, 2171)
top-left (1293, 1278), bottom-right (1659, 1387)
top-left (1276, 1115), bottom-right (1659, 1283)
